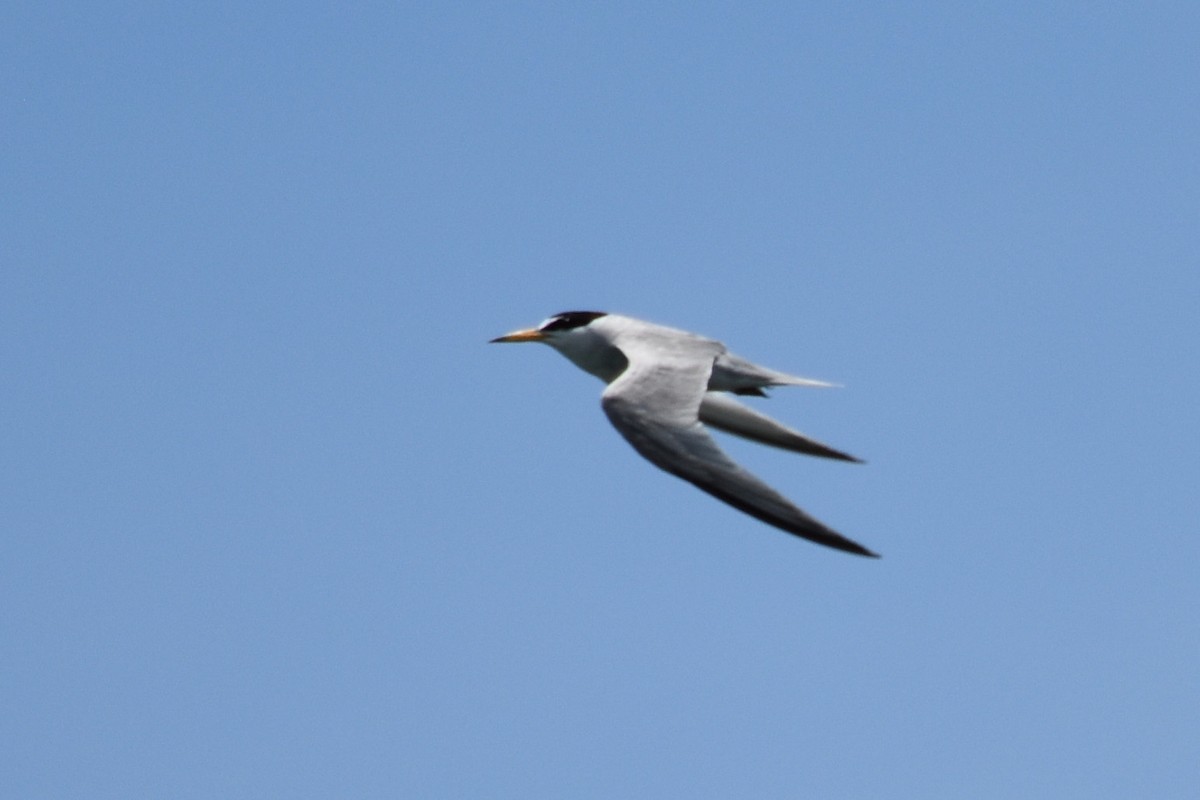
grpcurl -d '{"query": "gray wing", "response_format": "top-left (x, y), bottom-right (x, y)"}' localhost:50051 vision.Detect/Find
top-left (698, 393), bottom-right (864, 463)
top-left (600, 343), bottom-right (877, 557)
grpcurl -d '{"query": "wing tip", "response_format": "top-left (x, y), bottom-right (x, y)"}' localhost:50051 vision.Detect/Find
top-left (833, 539), bottom-right (881, 558)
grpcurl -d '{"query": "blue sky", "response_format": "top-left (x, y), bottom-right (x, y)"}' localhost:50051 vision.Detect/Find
top-left (3, 3), bottom-right (1198, 797)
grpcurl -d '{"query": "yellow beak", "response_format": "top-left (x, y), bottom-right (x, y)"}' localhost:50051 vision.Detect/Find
top-left (489, 328), bottom-right (546, 343)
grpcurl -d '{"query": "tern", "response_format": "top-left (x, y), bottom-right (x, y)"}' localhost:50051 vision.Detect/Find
top-left (491, 311), bottom-right (878, 557)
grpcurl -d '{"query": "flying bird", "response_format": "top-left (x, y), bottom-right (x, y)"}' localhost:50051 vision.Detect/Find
top-left (490, 312), bottom-right (877, 557)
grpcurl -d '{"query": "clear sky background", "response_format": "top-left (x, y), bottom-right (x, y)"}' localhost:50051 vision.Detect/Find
top-left (4, 3), bottom-right (1197, 798)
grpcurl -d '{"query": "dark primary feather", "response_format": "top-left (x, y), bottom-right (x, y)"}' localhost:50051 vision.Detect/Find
top-left (604, 402), bottom-right (878, 557)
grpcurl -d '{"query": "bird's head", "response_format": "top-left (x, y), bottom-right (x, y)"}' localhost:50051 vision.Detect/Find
top-left (490, 311), bottom-right (626, 381)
